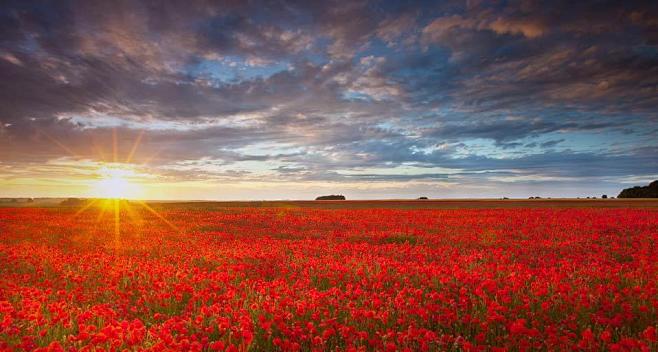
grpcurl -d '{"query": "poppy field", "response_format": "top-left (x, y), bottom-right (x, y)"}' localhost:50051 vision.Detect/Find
top-left (1, 203), bottom-right (657, 351)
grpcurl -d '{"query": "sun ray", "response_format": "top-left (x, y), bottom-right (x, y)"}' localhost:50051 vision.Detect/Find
top-left (38, 130), bottom-right (81, 159)
top-left (125, 131), bottom-right (144, 164)
top-left (96, 200), bottom-right (109, 223)
top-left (122, 201), bottom-right (145, 238)
top-left (93, 143), bottom-right (108, 164)
top-left (112, 128), bottom-right (118, 163)
top-left (113, 199), bottom-right (121, 249)
top-left (51, 128), bottom-right (177, 244)
top-left (73, 199), bottom-right (99, 218)
top-left (135, 200), bottom-right (180, 233)
top-left (141, 148), bottom-right (164, 166)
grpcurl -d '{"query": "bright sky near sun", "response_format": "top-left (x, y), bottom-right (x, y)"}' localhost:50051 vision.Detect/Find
top-left (0, 1), bottom-right (656, 199)
top-left (91, 166), bottom-right (142, 199)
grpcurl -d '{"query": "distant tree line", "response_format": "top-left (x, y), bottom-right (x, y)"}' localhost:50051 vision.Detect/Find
top-left (60, 198), bottom-right (87, 206)
top-left (315, 195), bottom-right (346, 200)
top-left (2, 198), bottom-right (34, 203)
top-left (618, 180), bottom-right (658, 198)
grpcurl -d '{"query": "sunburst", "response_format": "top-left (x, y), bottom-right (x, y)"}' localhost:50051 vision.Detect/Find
top-left (44, 128), bottom-right (179, 248)
top-left (91, 166), bottom-right (139, 199)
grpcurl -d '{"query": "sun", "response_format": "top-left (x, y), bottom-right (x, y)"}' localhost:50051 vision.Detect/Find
top-left (92, 165), bottom-right (142, 199)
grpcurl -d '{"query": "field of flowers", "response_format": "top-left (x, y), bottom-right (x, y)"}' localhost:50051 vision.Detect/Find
top-left (1, 204), bottom-right (657, 351)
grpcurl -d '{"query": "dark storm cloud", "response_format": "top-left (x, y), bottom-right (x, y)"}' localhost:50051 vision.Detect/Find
top-left (1, 0), bottom-right (657, 195)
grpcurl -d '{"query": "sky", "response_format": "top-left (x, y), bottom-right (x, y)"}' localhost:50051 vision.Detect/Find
top-left (0, 0), bottom-right (657, 200)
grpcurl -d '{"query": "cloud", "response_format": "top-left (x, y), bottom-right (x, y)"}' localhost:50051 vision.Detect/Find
top-left (0, 0), bottom-right (657, 198)
top-left (488, 17), bottom-right (545, 38)
top-left (376, 14), bottom-right (418, 46)
top-left (422, 15), bottom-right (545, 42)
top-left (540, 139), bottom-right (564, 148)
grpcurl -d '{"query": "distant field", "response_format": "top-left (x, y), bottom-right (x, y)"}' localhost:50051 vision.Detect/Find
top-left (4, 198), bottom-right (658, 209)
top-left (145, 198), bottom-right (658, 210)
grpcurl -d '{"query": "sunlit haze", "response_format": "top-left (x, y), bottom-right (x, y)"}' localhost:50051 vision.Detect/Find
top-left (91, 166), bottom-right (143, 199)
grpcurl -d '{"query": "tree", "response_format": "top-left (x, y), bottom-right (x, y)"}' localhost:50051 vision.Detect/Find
top-left (315, 195), bottom-right (346, 200)
top-left (618, 180), bottom-right (658, 198)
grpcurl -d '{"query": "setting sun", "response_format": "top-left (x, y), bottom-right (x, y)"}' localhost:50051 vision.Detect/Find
top-left (92, 166), bottom-right (142, 199)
